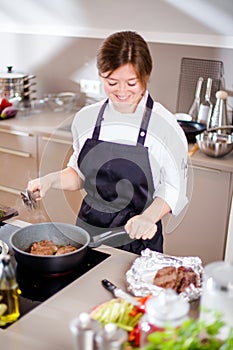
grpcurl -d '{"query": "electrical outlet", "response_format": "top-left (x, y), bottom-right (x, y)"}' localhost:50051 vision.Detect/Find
top-left (80, 79), bottom-right (101, 95)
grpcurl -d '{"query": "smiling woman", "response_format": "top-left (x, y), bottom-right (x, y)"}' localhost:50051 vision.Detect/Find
top-left (27, 30), bottom-right (188, 256)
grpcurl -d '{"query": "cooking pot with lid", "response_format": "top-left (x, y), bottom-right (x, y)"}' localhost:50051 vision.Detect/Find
top-left (0, 66), bottom-right (36, 107)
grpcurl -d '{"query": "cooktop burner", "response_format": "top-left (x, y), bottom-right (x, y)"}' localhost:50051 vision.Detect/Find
top-left (0, 222), bottom-right (110, 327)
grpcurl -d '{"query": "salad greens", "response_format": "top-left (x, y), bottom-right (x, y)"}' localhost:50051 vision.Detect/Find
top-left (145, 314), bottom-right (233, 350)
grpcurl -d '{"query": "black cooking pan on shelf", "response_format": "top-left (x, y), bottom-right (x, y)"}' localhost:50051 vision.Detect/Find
top-left (9, 222), bottom-right (132, 274)
top-left (178, 120), bottom-right (206, 143)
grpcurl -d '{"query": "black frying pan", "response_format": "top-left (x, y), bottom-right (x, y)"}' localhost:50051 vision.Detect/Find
top-left (178, 120), bottom-right (206, 143)
top-left (9, 222), bottom-right (132, 274)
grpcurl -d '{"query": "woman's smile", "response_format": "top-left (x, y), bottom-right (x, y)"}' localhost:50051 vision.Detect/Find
top-left (101, 63), bottom-right (145, 113)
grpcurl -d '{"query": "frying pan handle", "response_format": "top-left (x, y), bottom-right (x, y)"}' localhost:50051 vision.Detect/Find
top-left (89, 227), bottom-right (128, 248)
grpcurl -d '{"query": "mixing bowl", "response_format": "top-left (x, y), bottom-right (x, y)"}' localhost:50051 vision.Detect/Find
top-left (196, 131), bottom-right (233, 158)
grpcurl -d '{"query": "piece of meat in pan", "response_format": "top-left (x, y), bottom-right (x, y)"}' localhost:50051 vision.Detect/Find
top-left (30, 240), bottom-right (58, 256)
top-left (55, 245), bottom-right (77, 255)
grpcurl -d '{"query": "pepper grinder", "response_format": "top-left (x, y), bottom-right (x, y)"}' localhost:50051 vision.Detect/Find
top-left (207, 90), bottom-right (229, 133)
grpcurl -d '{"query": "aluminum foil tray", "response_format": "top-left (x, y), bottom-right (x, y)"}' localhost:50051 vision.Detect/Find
top-left (126, 249), bottom-right (203, 302)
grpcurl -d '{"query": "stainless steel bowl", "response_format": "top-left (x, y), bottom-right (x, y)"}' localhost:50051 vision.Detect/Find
top-left (196, 131), bottom-right (233, 158)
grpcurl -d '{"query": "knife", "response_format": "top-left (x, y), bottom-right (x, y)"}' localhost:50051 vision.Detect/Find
top-left (101, 279), bottom-right (140, 306)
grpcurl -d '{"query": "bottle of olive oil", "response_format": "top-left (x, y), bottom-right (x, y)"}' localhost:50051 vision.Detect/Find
top-left (0, 254), bottom-right (20, 327)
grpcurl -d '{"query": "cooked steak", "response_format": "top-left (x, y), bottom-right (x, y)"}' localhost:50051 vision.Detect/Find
top-left (30, 240), bottom-right (58, 256)
top-left (176, 266), bottom-right (198, 293)
top-left (55, 245), bottom-right (77, 255)
top-left (153, 266), bottom-right (177, 289)
top-left (153, 265), bottom-right (198, 293)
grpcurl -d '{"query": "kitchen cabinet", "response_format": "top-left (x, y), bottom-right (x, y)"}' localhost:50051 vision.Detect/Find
top-left (0, 127), bottom-right (38, 223)
top-left (164, 162), bottom-right (233, 266)
top-left (38, 135), bottom-right (82, 224)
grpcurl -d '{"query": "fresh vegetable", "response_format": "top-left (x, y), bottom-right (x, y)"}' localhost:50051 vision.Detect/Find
top-left (91, 296), bottom-right (150, 348)
top-left (145, 313), bottom-right (233, 350)
top-left (0, 98), bottom-right (12, 112)
top-left (0, 106), bottom-right (18, 119)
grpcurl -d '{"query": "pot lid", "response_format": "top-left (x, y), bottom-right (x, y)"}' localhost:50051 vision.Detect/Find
top-left (0, 66), bottom-right (28, 79)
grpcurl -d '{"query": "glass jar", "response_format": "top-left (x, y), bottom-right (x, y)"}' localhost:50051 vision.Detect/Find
top-left (200, 261), bottom-right (233, 339)
top-left (0, 254), bottom-right (21, 327)
top-left (139, 289), bottom-right (190, 347)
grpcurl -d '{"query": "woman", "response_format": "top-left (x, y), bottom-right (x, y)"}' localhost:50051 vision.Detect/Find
top-left (27, 31), bottom-right (188, 254)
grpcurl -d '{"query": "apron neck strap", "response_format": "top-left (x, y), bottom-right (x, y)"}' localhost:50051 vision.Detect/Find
top-left (92, 99), bottom-right (109, 140)
top-left (137, 94), bottom-right (154, 145)
top-left (92, 94), bottom-right (154, 144)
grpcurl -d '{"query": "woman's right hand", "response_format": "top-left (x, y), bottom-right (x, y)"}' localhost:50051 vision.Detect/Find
top-left (27, 174), bottom-right (52, 200)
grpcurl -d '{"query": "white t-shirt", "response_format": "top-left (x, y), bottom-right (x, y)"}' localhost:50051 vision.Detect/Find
top-left (68, 91), bottom-right (188, 216)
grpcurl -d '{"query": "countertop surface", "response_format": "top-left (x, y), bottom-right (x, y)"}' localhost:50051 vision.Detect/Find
top-left (0, 109), bottom-right (232, 173)
top-left (0, 219), bottom-right (199, 349)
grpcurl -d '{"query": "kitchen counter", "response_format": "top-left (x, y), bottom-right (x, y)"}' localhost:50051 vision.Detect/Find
top-left (0, 219), bottom-right (200, 349)
top-left (1, 109), bottom-right (232, 173)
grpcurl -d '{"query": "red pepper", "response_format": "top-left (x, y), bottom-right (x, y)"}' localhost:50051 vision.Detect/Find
top-left (0, 98), bottom-right (12, 111)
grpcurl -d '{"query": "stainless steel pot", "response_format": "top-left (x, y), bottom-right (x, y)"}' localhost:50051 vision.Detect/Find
top-left (0, 66), bottom-right (36, 106)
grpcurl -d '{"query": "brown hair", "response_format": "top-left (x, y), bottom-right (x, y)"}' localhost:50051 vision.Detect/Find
top-left (97, 31), bottom-right (152, 89)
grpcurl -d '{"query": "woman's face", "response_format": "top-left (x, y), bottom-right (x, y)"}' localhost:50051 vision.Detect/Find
top-left (100, 63), bottom-right (145, 113)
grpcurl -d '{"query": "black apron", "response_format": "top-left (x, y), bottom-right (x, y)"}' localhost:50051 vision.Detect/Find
top-left (76, 94), bottom-right (163, 254)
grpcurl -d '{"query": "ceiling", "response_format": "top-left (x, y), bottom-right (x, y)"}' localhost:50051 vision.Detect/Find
top-left (0, 0), bottom-right (232, 48)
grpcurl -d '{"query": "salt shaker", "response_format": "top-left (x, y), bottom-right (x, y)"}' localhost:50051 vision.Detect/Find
top-left (0, 254), bottom-right (21, 327)
top-left (200, 261), bottom-right (233, 340)
top-left (95, 323), bottom-right (128, 350)
top-left (139, 289), bottom-right (190, 347)
top-left (70, 312), bottom-right (101, 350)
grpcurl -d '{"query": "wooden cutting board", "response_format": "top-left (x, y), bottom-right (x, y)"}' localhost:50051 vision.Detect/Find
top-left (0, 204), bottom-right (18, 222)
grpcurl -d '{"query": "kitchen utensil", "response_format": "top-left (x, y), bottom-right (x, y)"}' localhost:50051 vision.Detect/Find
top-left (0, 240), bottom-right (9, 255)
top-left (188, 143), bottom-right (199, 157)
top-left (102, 279), bottom-right (140, 306)
top-left (44, 92), bottom-right (78, 112)
top-left (0, 204), bottom-right (18, 222)
top-left (20, 190), bottom-right (38, 209)
top-left (176, 57), bottom-right (224, 114)
top-left (9, 222), bottom-right (132, 274)
top-left (207, 90), bottom-right (229, 133)
top-left (196, 130), bottom-right (233, 158)
top-left (0, 66), bottom-right (36, 107)
top-left (197, 77), bottom-right (213, 125)
top-left (178, 120), bottom-right (206, 143)
top-left (188, 77), bottom-right (203, 121)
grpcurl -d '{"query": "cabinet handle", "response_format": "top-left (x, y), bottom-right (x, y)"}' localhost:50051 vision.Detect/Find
top-left (0, 146), bottom-right (31, 158)
top-left (0, 185), bottom-right (20, 195)
top-left (0, 128), bottom-right (32, 137)
top-left (42, 136), bottom-right (72, 145)
top-left (192, 165), bottom-right (222, 174)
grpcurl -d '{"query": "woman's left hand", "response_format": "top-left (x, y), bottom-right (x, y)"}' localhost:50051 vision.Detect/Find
top-left (125, 214), bottom-right (157, 240)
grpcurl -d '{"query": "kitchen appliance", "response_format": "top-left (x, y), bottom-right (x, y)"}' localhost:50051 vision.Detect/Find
top-left (0, 222), bottom-right (110, 328)
top-left (0, 66), bottom-right (36, 109)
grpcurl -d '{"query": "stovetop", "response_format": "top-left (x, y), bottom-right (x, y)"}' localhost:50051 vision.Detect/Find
top-left (0, 222), bottom-right (110, 327)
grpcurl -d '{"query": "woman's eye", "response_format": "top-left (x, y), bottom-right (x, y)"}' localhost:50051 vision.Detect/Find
top-left (128, 82), bottom-right (137, 87)
top-left (108, 82), bottom-right (117, 86)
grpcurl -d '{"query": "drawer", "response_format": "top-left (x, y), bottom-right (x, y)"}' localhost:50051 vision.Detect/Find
top-left (0, 129), bottom-right (38, 190)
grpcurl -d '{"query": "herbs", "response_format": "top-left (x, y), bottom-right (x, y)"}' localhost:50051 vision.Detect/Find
top-left (145, 314), bottom-right (233, 350)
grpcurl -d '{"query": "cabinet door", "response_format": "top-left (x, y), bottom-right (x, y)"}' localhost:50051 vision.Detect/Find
top-left (38, 136), bottom-right (82, 224)
top-left (164, 166), bottom-right (231, 266)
